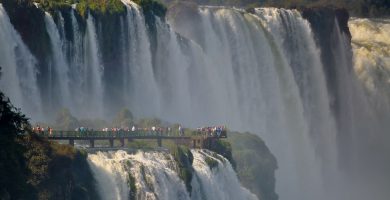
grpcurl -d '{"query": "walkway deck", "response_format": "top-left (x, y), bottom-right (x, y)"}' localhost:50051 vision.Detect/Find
top-left (40, 130), bottom-right (227, 148)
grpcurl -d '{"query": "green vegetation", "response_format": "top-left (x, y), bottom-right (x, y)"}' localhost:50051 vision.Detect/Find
top-left (1, 0), bottom-right (167, 17)
top-left (35, 0), bottom-right (76, 11)
top-left (54, 108), bottom-right (80, 130)
top-left (127, 172), bottom-right (137, 200)
top-left (113, 108), bottom-right (134, 128)
top-left (206, 139), bottom-right (235, 168)
top-left (0, 0), bottom-right (126, 15)
top-left (75, 0), bottom-right (126, 16)
top-left (204, 156), bottom-right (218, 170)
top-left (0, 90), bottom-right (99, 199)
top-left (228, 132), bottom-right (278, 200)
top-left (170, 145), bottom-right (194, 194)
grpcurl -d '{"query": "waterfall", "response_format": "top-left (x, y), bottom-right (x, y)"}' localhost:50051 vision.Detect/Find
top-left (0, 4), bottom-right (42, 119)
top-left (191, 150), bottom-right (258, 200)
top-left (87, 150), bottom-right (257, 200)
top-left (121, 0), bottom-right (161, 117)
top-left (168, 7), bottom-right (333, 199)
top-left (44, 12), bottom-right (71, 109)
top-left (84, 13), bottom-right (104, 117)
top-left (1, 2), bottom-right (390, 199)
top-left (350, 18), bottom-right (390, 113)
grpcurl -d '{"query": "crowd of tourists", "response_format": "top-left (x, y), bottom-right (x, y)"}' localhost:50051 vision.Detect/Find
top-left (196, 126), bottom-right (226, 137)
top-left (32, 124), bottom-right (226, 138)
top-left (32, 125), bottom-right (53, 135)
top-left (99, 126), bottom-right (175, 135)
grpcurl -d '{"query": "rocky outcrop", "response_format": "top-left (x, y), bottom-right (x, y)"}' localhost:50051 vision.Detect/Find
top-left (300, 6), bottom-right (350, 39)
top-left (300, 7), bottom-right (353, 115)
top-left (228, 132), bottom-right (278, 200)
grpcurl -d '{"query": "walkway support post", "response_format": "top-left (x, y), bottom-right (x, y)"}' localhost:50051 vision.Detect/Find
top-left (90, 139), bottom-right (95, 148)
top-left (157, 138), bottom-right (162, 147)
top-left (109, 139), bottom-right (114, 148)
top-left (120, 138), bottom-right (125, 147)
top-left (69, 139), bottom-right (74, 146)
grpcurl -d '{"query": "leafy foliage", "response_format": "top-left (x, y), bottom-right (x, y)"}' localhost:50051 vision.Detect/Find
top-left (36, 0), bottom-right (76, 11)
top-left (113, 108), bottom-right (134, 128)
top-left (54, 108), bottom-right (80, 130)
top-left (0, 68), bottom-right (98, 199)
top-left (0, 91), bottom-right (31, 199)
top-left (76, 0), bottom-right (126, 16)
top-left (204, 156), bottom-right (218, 169)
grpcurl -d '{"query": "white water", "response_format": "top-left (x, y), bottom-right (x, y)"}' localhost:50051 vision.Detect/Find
top-left (44, 12), bottom-right (71, 109)
top-left (87, 150), bottom-right (257, 200)
top-left (350, 18), bottom-right (390, 113)
top-left (191, 150), bottom-right (258, 200)
top-left (84, 13), bottom-right (104, 117)
top-left (1, 3), bottom-right (390, 200)
top-left (45, 10), bottom-right (104, 118)
top-left (0, 4), bottom-right (42, 119)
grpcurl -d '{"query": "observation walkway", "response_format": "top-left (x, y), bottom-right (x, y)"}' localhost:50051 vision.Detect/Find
top-left (40, 130), bottom-right (227, 149)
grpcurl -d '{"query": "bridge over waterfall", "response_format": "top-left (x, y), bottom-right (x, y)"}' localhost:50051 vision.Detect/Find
top-left (40, 130), bottom-right (227, 149)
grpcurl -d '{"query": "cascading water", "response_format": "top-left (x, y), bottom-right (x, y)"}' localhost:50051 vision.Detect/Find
top-left (168, 7), bottom-right (333, 199)
top-left (44, 12), bottom-right (71, 109)
top-left (43, 10), bottom-right (105, 118)
top-left (191, 150), bottom-right (258, 200)
top-left (0, 4), bottom-right (42, 119)
top-left (87, 150), bottom-right (257, 200)
top-left (1, 2), bottom-right (390, 199)
top-left (84, 13), bottom-right (104, 117)
top-left (350, 18), bottom-right (390, 114)
top-left (120, 0), bottom-right (161, 117)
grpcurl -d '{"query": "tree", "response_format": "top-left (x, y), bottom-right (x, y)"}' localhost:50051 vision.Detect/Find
top-left (54, 108), bottom-right (79, 130)
top-left (0, 68), bottom-right (32, 198)
top-left (112, 108), bottom-right (134, 128)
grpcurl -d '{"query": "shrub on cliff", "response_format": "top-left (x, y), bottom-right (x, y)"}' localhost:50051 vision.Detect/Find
top-left (54, 108), bottom-right (80, 130)
top-left (0, 79), bottom-right (98, 199)
top-left (113, 108), bottom-right (134, 128)
top-left (206, 139), bottom-right (235, 169)
top-left (76, 0), bottom-right (126, 16)
top-left (0, 89), bottom-right (32, 199)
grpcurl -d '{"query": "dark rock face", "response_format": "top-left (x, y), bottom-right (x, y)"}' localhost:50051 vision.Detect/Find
top-left (2, 0), bottom-right (55, 112)
top-left (301, 7), bottom-right (350, 38)
top-left (300, 7), bottom-right (353, 116)
top-left (300, 7), bottom-right (360, 169)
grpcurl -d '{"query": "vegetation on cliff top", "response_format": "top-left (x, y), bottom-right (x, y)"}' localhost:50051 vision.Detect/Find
top-left (0, 69), bottom-right (98, 199)
top-left (75, 0), bottom-right (125, 16)
top-left (0, 0), bottom-right (166, 17)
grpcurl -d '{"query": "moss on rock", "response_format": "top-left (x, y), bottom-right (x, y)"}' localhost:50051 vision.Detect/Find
top-left (170, 145), bottom-right (194, 194)
top-left (228, 132), bottom-right (278, 200)
top-left (205, 139), bottom-right (235, 169)
top-left (204, 156), bottom-right (218, 170)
